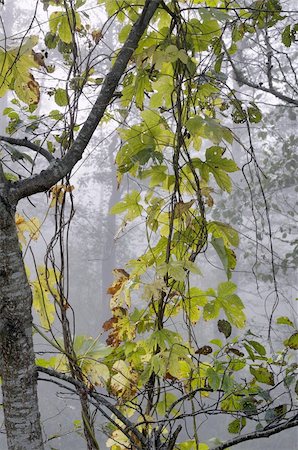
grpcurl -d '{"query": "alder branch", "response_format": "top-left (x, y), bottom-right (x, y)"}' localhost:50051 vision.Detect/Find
top-left (37, 366), bottom-right (147, 448)
top-left (0, 136), bottom-right (55, 162)
top-left (10, 0), bottom-right (162, 203)
top-left (224, 45), bottom-right (298, 107)
top-left (212, 417), bottom-right (298, 450)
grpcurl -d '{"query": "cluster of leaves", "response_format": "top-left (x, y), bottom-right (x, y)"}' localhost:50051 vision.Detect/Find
top-left (1, 0), bottom-right (296, 449)
top-left (88, 1), bottom-right (297, 448)
top-left (0, 36), bottom-right (40, 105)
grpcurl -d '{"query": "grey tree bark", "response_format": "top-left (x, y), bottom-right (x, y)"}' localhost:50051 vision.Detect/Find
top-left (0, 1), bottom-right (162, 448)
top-left (0, 196), bottom-right (44, 450)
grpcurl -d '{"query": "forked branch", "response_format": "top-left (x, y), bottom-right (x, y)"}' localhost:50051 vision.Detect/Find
top-left (9, 0), bottom-right (163, 202)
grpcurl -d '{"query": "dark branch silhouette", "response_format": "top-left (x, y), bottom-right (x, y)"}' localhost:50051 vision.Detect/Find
top-left (212, 416), bottom-right (298, 450)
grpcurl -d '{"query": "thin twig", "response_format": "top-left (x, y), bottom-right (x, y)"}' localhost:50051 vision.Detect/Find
top-left (212, 417), bottom-right (298, 450)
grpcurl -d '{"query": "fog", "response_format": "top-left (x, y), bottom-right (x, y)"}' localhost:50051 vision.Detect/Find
top-left (0, 1), bottom-right (297, 449)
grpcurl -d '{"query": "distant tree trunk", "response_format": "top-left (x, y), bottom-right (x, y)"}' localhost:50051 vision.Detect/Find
top-left (0, 198), bottom-right (44, 450)
top-left (101, 136), bottom-right (120, 315)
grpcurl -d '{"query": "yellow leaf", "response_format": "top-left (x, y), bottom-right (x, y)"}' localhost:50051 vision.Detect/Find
top-left (0, 37), bottom-right (40, 104)
top-left (49, 184), bottom-right (74, 207)
top-left (14, 72), bottom-right (40, 105)
top-left (107, 269), bottom-right (131, 309)
top-left (84, 362), bottom-right (110, 386)
top-left (15, 212), bottom-right (40, 244)
top-left (106, 429), bottom-right (130, 449)
top-left (110, 360), bottom-right (138, 400)
top-left (58, 15), bottom-right (72, 44)
top-left (30, 266), bottom-right (58, 330)
top-left (54, 354), bottom-right (68, 372)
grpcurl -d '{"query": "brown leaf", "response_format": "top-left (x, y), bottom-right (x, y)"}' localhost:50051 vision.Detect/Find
top-left (196, 345), bottom-right (213, 355)
top-left (173, 199), bottom-right (195, 218)
top-left (102, 317), bottom-right (117, 332)
top-left (107, 269), bottom-right (129, 295)
top-left (226, 347), bottom-right (244, 357)
top-left (32, 50), bottom-right (47, 69)
top-left (164, 372), bottom-right (178, 381)
top-left (91, 29), bottom-right (103, 44)
top-left (27, 74), bottom-right (40, 105)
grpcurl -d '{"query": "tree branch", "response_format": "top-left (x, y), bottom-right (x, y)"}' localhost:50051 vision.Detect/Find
top-left (10, 0), bottom-right (162, 203)
top-left (37, 366), bottom-right (147, 448)
top-left (212, 417), bottom-right (298, 450)
top-left (0, 136), bottom-right (55, 162)
top-left (223, 44), bottom-right (298, 107)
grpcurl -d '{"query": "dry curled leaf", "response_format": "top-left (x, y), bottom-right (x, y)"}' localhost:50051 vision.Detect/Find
top-left (49, 184), bottom-right (74, 207)
top-left (173, 199), bottom-right (195, 218)
top-left (110, 360), bottom-right (138, 400)
top-left (196, 345), bottom-right (213, 355)
top-left (107, 269), bottom-right (131, 309)
top-left (91, 29), bottom-right (103, 44)
top-left (103, 307), bottom-right (135, 348)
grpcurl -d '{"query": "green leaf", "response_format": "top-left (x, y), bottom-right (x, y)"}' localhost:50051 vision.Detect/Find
top-left (156, 393), bottom-right (178, 416)
top-left (177, 441), bottom-right (209, 450)
top-left (36, 356), bottom-right (58, 368)
top-left (250, 366), bottom-right (274, 386)
top-left (49, 11), bottom-right (62, 34)
top-left (218, 319), bottom-right (232, 338)
top-left (206, 367), bottom-right (220, 390)
top-left (247, 102), bottom-right (262, 123)
top-left (45, 32), bottom-right (59, 49)
top-left (217, 281), bottom-right (237, 297)
top-left (285, 332), bottom-right (298, 350)
top-left (135, 70), bottom-right (151, 110)
top-left (241, 397), bottom-right (258, 416)
top-left (208, 221), bottom-right (239, 247)
top-left (229, 359), bottom-right (246, 371)
top-left (147, 329), bottom-right (182, 352)
top-left (0, 37), bottom-right (40, 104)
top-left (9, 148), bottom-right (33, 164)
top-left (217, 283), bottom-right (245, 328)
top-left (265, 405), bottom-right (287, 423)
top-left (54, 88), bottom-right (68, 106)
top-left (210, 338), bottom-right (222, 348)
top-left (58, 13), bottom-right (81, 44)
top-left (228, 417), bottom-right (246, 434)
top-left (203, 299), bottom-right (220, 321)
top-left (276, 316), bottom-right (294, 327)
top-left (221, 394), bottom-right (242, 412)
top-left (220, 294), bottom-right (246, 328)
top-left (188, 287), bottom-right (212, 306)
top-left (110, 190), bottom-right (143, 221)
top-left (247, 340), bottom-right (266, 356)
top-left (282, 24), bottom-right (291, 47)
top-left (4, 172), bottom-right (19, 182)
top-left (214, 53), bottom-right (224, 73)
top-left (168, 261), bottom-right (186, 282)
top-left (244, 343), bottom-right (256, 361)
top-left (211, 237), bottom-right (233, 279)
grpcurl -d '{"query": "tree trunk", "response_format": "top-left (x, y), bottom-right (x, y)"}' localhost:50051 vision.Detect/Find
top-left (0, 198), bottom-right (44, 450)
